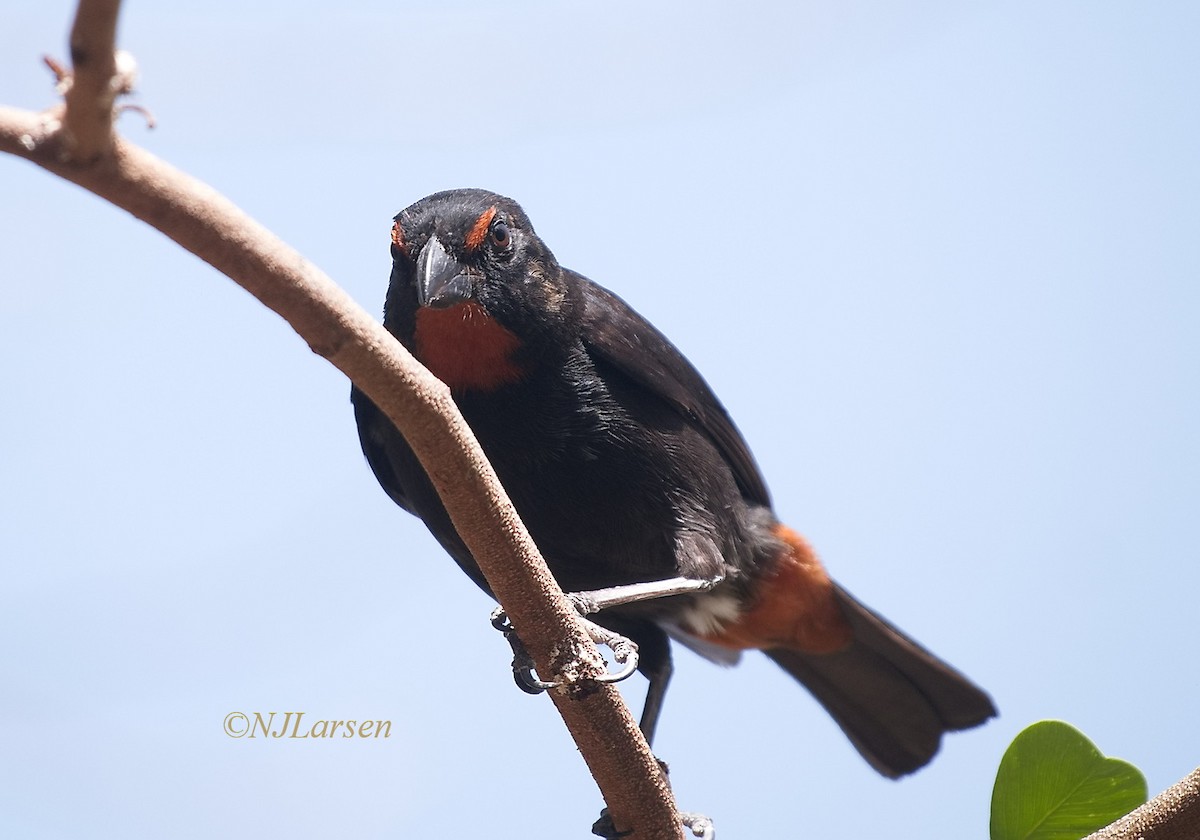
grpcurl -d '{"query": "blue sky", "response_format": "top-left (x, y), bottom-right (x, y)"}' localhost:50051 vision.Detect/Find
top-left (2, 2), bottom-right (1198, 837)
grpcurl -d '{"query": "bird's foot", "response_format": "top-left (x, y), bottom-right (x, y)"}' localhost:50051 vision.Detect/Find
top-left (580, 616), bottom-right (639, 684)
top-left (591, 808), bottom-right (716, 839)
top-left (489, 607), bottom-right (639, 694)
top-left (490, 607), bottom-right (556, 694)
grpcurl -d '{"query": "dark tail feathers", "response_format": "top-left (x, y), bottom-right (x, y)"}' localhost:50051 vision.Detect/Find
top-left (766, 584), bottom-right (996, 778)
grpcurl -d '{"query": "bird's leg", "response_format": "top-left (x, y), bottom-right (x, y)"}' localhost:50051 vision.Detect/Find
top-left (636, 642), bottom-right (672, 747)
top-left (567, 574), bottom-right (724, 616)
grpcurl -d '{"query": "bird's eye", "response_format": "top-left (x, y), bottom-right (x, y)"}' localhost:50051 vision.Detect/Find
top-left (490, 222), bottom-right (511, 250)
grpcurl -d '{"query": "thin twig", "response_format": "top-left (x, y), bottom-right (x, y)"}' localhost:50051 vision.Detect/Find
top-left (61, 0), bottom-right (122, 161)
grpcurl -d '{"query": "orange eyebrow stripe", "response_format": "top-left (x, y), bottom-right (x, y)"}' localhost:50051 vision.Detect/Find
top-left (391, 220), bottom-right (407, 255)
top-left (464, 206), bottom-right (498, 252)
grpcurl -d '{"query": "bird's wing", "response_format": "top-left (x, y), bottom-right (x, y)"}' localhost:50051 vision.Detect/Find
top-left (350, 384), bottom-right (495, 592)
top-left (351, 385), bottom-right (417, 514)
top-left (575, 271), bottom-right (772, 507)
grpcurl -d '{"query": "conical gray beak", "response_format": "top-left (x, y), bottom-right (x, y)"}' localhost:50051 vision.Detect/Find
top-left (416, 236), bottom-right (474, 309)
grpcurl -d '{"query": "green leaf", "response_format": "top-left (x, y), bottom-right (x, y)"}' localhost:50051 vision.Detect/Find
top-left (990, 720), bottom-right (1147, 840)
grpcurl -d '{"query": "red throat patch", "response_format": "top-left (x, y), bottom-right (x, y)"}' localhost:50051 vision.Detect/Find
top-left (413, 302), bottom-right (524, 392)
top-left (699, 524), bottom-right (853, 654)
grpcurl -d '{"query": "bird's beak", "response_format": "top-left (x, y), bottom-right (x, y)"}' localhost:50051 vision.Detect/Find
top-left (416, 236), bottom-right (474, 309)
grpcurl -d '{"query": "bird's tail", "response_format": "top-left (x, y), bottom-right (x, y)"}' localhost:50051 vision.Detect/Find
top-left (765, 584), bottom-right (996, 777)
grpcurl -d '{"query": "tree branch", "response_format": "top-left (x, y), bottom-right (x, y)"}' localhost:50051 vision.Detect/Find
top-left (62, 0), bottom-right (122, 161)
top-left (1, 5), bottom-right (681, 836)
top-left (1086, 767), bottom-right (1200, 840)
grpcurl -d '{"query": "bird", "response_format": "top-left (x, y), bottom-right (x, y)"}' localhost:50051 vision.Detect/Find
top-left (351, 188), bottom-right (995, 778)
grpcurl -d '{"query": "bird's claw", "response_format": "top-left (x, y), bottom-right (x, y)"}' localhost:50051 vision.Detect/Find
top-left (490, 608), bottom-right (557, 694)
top-left (580, 619), bottom-right (639, 684)
top-left (680, 812), bottom-right (716, 838)
top-left (489, 606), bottom-right (512, 633)
top-left (591, 809), bottom-right (632, 838)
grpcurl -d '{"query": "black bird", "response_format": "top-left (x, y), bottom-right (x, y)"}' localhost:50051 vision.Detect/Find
top-left (351, 188), bottom-right (995, 777)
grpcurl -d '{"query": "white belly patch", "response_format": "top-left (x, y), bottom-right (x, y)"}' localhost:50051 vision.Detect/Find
top-left (672, 590), bottom-right (742, 636)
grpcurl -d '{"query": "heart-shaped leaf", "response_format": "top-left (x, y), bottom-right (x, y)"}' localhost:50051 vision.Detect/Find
top-left (990, 720), bottom-right (1147, 840)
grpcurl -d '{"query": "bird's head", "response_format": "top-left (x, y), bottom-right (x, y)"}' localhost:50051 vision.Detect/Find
top-left (384, 189), bottom-right (574, 392)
